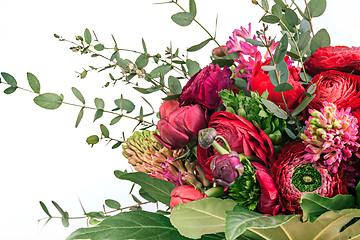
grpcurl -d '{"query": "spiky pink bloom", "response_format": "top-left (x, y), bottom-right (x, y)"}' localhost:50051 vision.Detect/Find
top-left (302, 102), bottom-right (360, 173)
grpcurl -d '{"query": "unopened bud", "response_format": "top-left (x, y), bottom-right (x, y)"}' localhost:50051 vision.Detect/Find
top-left (198, 128), bottom-right (217, 149)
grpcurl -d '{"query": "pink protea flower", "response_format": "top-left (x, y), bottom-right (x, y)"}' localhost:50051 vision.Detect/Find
top-left (301, 102), bottom-right (360, 173)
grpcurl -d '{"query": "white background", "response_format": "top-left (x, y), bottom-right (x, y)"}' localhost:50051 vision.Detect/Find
top-left (0, 0), bottom-right (359, 239)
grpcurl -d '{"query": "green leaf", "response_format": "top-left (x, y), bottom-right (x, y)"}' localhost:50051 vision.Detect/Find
top-left (94, 44), bottom-right (104, 51)
top-left (285, 127), bottom-right (296, 139)
top-left (4, 86), bottom-right (17, 94)
top-left (1, 72), bottom-right (17, 87)
top-left (114, 97), bottom-right (135, 113)
top-left (171, 12), bottom-right (194, 27)
top-left (86, 212), bottom-right (107, 219)
top-left (186, 59), bottom-right (201, 76)
top-left (310, 28), bottom-right (331, 53)
top-left (300, 193), bottom-right (355, 222)
top-left (274, 0), bottom-right (286, 9)
top-left (71, 87), bottom-right (85, 105)
top-left (170, 198), bottom-right (237, 239)
top-left (273, 82), bottom-right (293, 92)
top-left (162, 94), bottom-right (181, 101)
top-left (112, 141), bottom-right (122, 149)
top-left (93, 109), bottom-right (103, 122)
top-left (27, 72), bottom-right (41, 93)
top-left (114, 170), bottom-right (176, 206)
top-left (135, 54), bottom-right (149, 69)
top-left (52, 201), bottom-right (66, 216)
top-left (34, 93), bottom-right (62, 110)
top-left (245, 39), bottom-right (264, 47)
top-left (105, 199), bottom-right (121, 210)
top-left (187, 38), bottom-right (211, 52)
top-left (168, 76), bottom-right (182, 94)
top-left (271, 4), bottom-right (283, 18)
top-left (261, 0), bottom-right (269, 11)
top-left (189, 0), bottom-right (196, 17)
top-left (261, 65), bottom-right (276, 72)
top-left (291, 94), bottom-right (316, 116)
top-left (298, 30), bottom-right (311, 51)
top-left (131, 194), bottom-right (142, 204)
top-left (139, 188), bottom-right (157, 203)
top-left (94, 98), bottom-right (104, 109)
top-left (307, 0), bottom-right (326, 18)
top-left (261, 15), bottom-right (280, 24)
top-left (150, 65), bottom-right (171, 78)
top-left (284, 8), bottom-right (300, 27)
top-left (80, 70), bottom-right (87, 79)
top-left (133, 85), bottom-right (163, 94)
top-left (86, 135), bottom-right (99, 146)
top-left (40, 201), bottom-right (52, 218)
top-left (84, 28), bottom-right (92, 44)
top-left (268, 60), bottom-right (289, 86)
top-left (66, 210), bottom-right (189, 240)
top-left (75, 107), bottom-right (84, 128)
top-left (142, 38), bottom-right (147, 54)
top-left (212, 59), bottom-right (234, 68)
top-left (62, 212), bottom-right (69, 228)
top-left (261, 99), bottom-right (288, 119)
top-left (100, 124), bottom-right (109, 138)
top-left (356, 181), bottom-right (360, 207)
top-left (225, 205), bottom-right (294, 240)
top-left (273, 34), bottom-right (288, 64)
top-left (110, 115), bottom-right (122, 125)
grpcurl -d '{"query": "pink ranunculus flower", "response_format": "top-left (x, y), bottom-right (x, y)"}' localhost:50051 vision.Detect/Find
top-left (159, 99), bottom-right (179, 119)
top-left (170, 185), bottom-right (206, 210)
top-left (154, 104), bottom-right (208, 150)
top-left (179, 64), bottom-right (233, 110)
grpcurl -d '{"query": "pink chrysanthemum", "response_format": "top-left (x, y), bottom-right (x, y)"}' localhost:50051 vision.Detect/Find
top-left (301, 102), bottom-right (360, 173)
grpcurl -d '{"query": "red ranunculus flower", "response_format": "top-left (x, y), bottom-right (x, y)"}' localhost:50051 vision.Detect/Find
top-left (270, 142), bottom-right (347, 214)
top-left (250, 59), bottom-right (305, 111)
top-left (197, 111), bottom-right (273, 180)
top-left (159, 99), bottom-right (179, 119)
top-left (154, 104), bottom-right (208, 150)
top-left (304, 46), bottom-right (360, 76)
top-left (170, 185), bottom-right (206, 210)
top-left (179, 64), bottom-right (233, 110)
top-left (303, 70), bottom-right (360, 116)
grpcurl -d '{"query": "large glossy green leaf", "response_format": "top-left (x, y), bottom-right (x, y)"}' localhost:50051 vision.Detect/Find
top-left (114, 171), bottom-right (176, 206)
top-left (33, 93), bottom-right (62, 110)
top-left (66, 210), bottom-right (189, 240)
top-left (225, 205), bottom-right (294, 240)
top-left (170, 198), bottom-right (237, 239)
top-left (238, 209), bottom-right (360, 240)
top-left (300, 193), bottom-right (355, 222)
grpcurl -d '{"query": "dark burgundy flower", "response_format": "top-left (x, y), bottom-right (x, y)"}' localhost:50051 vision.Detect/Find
top-left (303, 70), bottom-right (360, 117)
top-left (170, 185), bottom-right (206, 210)
top-left (179, 64), bottom-right (233, 110)
top-left (197, 111), bottom-right (273, 180)
top-left (154, 104), bottom-right (208, 150)
top-left (250, 59), bottom-right (305, 111)
top-left (270, 142), bottom-right (347, 214)
top-left (211, 152), bottom-right (243, 186)
top-left (304, 46), bottom-right (360, 76)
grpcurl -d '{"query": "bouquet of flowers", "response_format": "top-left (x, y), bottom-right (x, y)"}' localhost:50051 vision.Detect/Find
top-left (2, 0), bottom-right (360, 239)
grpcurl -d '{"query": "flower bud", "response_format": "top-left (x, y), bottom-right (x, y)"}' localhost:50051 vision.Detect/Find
top-left (170, 185), bottom-right (206, 210)
top-left (211, 151), bottom-right (243, 186)
top-left (198, 128), bottom-right (217, 149)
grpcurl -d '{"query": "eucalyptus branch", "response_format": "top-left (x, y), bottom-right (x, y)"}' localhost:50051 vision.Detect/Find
top-left (256, 3), bottom-right (310, 84)
top-left (170, 0), bottom-right (228, 57)
top-left (38, 201), bottom-right (151, 222)
top-left (304, 0), bottom-right (315, 36)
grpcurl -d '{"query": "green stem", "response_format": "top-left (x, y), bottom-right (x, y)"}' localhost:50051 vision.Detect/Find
top-left (211, 141), bottom-right (230, 155)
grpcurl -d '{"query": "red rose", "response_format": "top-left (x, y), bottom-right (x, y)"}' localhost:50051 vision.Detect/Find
top-left (270, 142), bottom-right (346, 214)
top-left (154, 104), bottom-right (208, 150)
top-left (250, 59), bottom-right (305, 111)
top-left (170, 185), bottom-right (206, 210)
top-left (303, 70), bottom-right (360, 116)
top-left (304, 46), bottom-right (360, 76)
top-left (197, 111), bottom-right (273, 180)
top-left (179, 64), bottom-right (233, 110)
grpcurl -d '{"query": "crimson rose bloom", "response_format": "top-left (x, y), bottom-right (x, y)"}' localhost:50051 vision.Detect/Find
top-left (179, 64), bottom-right (233, 110)
top-left (170, 185), bottom-right (206, 210)
top-left (154, 104), bottom-right (208, 150)
top-left (303, 70), bottom-right (360, 115)
top-left (304, 46), bottom-right (360, 76)
top-left (197, 111), bottom-right (273, 180)
top-left (270, 142), bottom-right (347, 214)
top-left (250, 59), bottom-right (305, 111)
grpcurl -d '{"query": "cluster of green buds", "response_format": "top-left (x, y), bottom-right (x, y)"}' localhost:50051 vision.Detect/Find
top-left (122, 130), bottom-right (210, 188)
top-left (219, 89), bottom-right (288, 151)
